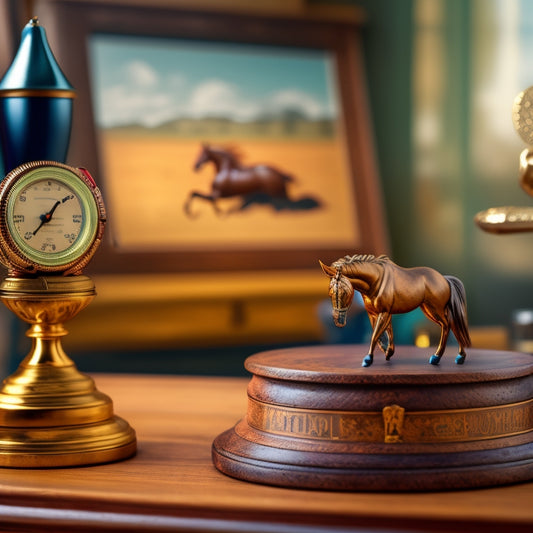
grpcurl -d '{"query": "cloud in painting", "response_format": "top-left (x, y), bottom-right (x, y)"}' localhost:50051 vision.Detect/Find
top-left (266, 89), bottom-right (327, 119)
top-left (99, 83), bottom-right (176, 128)
top-left (187, 79), bottom-right (266, 122)
top-left (124, 60), bottom-right (159, 88)
top-left (96, 60), bottom-right (333, 128)
top-left (189, 79), bottom-right (243, 118)
top-left (98, 60), bottom-right (181, 127)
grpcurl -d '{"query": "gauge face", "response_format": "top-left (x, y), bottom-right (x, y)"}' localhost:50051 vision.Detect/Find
top-left (0, 162), bottom-right (105, 274)
top-left (11, 178), bottom-right (85, 256)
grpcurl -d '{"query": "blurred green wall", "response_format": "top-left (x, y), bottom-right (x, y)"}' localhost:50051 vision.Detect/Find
top-left (353, 0), bottom-right (533, 328)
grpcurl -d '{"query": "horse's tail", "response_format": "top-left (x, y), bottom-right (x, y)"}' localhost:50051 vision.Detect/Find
top-left (280, 172), bottom-right (295, 183)
top-left (445, 276), bottom-right (472, 348)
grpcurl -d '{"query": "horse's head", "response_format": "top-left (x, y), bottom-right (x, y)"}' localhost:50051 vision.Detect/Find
top-left (193, 143), bottom-right (211, 172)
top-left (320, 260), bottom-right (354, 327)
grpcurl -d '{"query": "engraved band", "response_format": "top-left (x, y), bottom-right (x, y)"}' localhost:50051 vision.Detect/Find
top-left (247, 397), bottom-right (533, 444)
top-left (0, 89), bottom-right (76, 98)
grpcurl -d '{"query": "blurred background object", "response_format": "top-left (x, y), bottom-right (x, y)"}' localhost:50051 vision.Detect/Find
top-left (0, 16), bottom-right (74, 174)
top-left (511, 308), bottom-right (533, 352)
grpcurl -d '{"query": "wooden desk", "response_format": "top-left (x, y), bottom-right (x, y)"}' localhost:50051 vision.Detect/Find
top-left (0, 374), bottom-right (532, 532)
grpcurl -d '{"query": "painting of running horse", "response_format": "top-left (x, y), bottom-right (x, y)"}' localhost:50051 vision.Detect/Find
top-left (184, 143), bottom-right (321, 216)
top-left (320, 254), bottom-right (471, 367)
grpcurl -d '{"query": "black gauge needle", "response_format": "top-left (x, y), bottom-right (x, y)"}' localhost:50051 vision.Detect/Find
top-left (32, 195), bottom-right (74, 235)
top-left (32, 200), bottom-right (61, 235)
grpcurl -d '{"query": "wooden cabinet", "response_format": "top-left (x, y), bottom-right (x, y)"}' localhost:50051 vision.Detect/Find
top-left (66, 271), bottom-right (328, 353)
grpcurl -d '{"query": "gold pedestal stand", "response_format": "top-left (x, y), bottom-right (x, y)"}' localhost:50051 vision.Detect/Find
top-left (0, 276), bottom-right (136, 467)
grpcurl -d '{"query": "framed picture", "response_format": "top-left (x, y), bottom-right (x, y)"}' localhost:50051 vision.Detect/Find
top-left (43, 2), bottom-right (388, 274)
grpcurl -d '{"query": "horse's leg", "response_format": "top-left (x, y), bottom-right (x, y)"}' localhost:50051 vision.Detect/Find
top-left (183, 191), bottom-right (198, 217)
top-left (454, 334), bottom-right (467, 365)
top-left (363, 312), bottom-right (391, 367)
top-left (455, 348), bottom-right (467, 365)
top-left (421, 305), bottom-right (450, 365)
top-left (183, 191), bottom-right (221, 217)
top-left (428, 322), bottom-right (450, 365)
top-left (385, 323), bottom-right (395, 360)
top-left (435, 310), bottom-right (469, 364)
top-left (367, 311), bottom-right (389, 355)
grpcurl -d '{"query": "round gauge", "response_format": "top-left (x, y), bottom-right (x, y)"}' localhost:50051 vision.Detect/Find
top-left (0, 161), bottom-right (106, 275)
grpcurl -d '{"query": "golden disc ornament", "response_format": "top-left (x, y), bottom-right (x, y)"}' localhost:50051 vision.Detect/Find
top-left (512, 85), bottom-right (533, 146)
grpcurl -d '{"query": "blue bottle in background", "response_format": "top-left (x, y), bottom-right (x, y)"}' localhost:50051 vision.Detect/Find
top-left (0, 17), bottom-right (75, 174)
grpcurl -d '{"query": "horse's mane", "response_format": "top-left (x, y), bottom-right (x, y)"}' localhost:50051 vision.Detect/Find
top-left (208, 144), bottom-right (244, 168)
top-left (332, 254), bottom-right (390, 270)
top-left (332, 254), bottom-right (391, 288)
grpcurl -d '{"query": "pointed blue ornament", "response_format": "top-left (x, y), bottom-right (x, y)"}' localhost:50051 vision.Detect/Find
top-left (0, 17), bottom-right (75, 174)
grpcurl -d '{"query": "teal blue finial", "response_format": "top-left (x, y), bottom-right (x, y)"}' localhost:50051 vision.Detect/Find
top-left (0, 17), bottom-right (74, 92)
top-left (0, 17), bottom-right (75, 172)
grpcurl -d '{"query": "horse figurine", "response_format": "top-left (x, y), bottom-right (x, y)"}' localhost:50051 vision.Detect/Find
top-left (184, 144), bottom-right (295, 216)
top-left (320, 254), bottom-right (471, 367)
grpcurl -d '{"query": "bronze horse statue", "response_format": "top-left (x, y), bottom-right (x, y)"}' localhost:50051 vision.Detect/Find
top-left (320, 254), bottom-right (471, 367)
top-left (184, 144), bottom-right (295, 216)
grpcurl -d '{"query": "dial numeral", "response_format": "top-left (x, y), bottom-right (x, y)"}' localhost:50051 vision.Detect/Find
top-left (41, 242), bottom-right (56, 252)
top-left (64, 233), bottom-right (77, 244)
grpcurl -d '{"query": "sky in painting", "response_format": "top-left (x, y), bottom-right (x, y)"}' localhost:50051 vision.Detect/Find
top-left (89, 34), bottom-right (339, 129)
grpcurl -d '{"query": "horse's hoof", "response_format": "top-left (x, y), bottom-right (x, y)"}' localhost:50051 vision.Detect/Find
top-left (362, 355), bottom-right (373, 367)
top-left (455, 354), bottom-right (466, 365)
top-left (429, 354), bottom-right (441, 365)
top-left (183, 207), bottom-right (198, 219)
top-left (385, 351), bottom-right (394, 361)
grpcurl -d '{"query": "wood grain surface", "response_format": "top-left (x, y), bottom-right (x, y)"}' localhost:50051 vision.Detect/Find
top-left (245, 345), bottom-right (533, 383)
top-left (0, 373), bottom-right (531, 532)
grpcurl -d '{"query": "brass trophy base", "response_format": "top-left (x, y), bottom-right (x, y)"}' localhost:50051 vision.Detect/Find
top-left (212, 345), bottom-right (533, 491)
top-left (0, 276), bottom-right (136, 468)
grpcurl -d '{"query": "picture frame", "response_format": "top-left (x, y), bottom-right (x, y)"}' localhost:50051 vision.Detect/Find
top-left (41, 2), bottom-right (388, 274)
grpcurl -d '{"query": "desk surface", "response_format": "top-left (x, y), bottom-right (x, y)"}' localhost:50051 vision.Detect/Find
top-left (0, 374), bottom-right (532, 532)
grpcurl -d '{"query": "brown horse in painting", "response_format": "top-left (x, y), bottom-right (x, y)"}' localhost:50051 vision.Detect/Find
top-left (320, 254), bottom-right (471, 367)
top-left (184, 144), bottom-right (295, 216)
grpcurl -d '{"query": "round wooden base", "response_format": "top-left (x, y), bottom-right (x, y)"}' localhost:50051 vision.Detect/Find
top-left (212, 345), bottom-right (533, 491)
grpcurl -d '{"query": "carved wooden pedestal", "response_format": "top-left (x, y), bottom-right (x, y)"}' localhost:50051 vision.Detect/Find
top-left (212, 345), bottom-right (533, 491)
